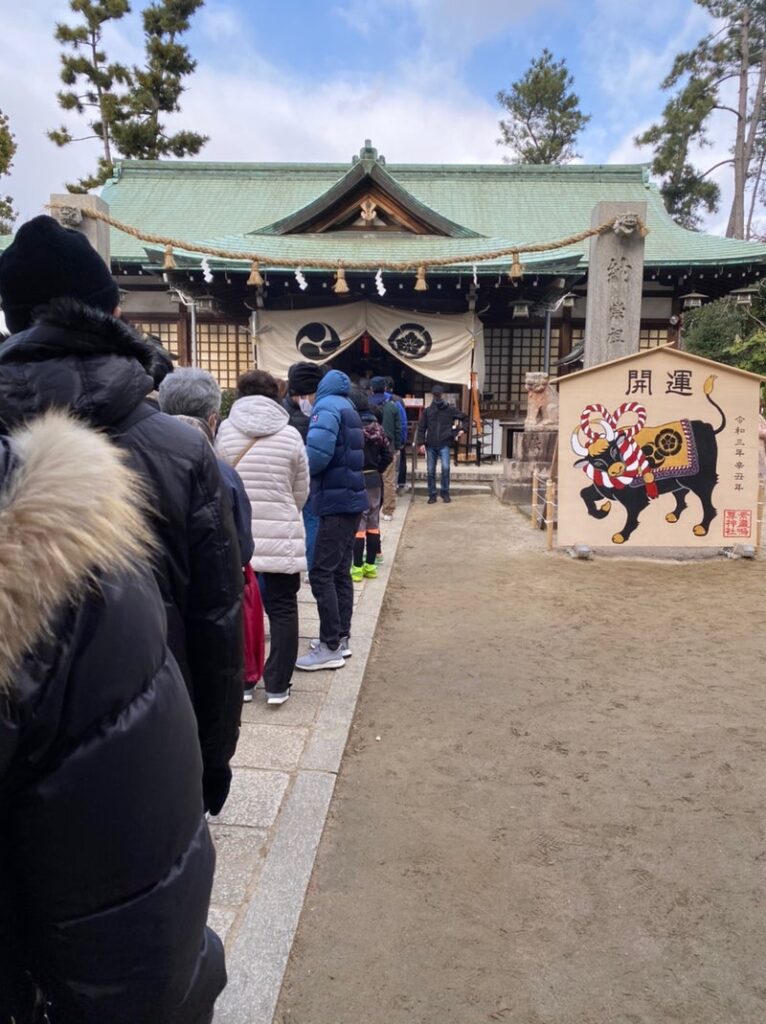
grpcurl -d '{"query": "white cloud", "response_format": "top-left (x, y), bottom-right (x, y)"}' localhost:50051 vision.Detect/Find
top-left (1, 0), bottom-right (143, 223)
top-left (337, 0), bottom-right (562, 60)
top-left (3, 0), bottom-right (754, 242)
top-left (178, 63), bottom-right (500, 164)
top-left (3, 0), bottom-right (504, 227)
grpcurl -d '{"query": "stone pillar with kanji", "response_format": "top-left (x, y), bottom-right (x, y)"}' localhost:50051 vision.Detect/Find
top-left (584, 201), bottom-right (647, 369)
top-left (49, 193), bottom-right (111, 263)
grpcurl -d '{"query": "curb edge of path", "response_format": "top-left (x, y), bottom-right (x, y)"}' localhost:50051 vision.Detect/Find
top-left (215, 496), bottom-right (412, 1024)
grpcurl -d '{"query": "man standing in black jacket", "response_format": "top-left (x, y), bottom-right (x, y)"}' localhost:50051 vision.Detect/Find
top-left (416, 383), bottom-right (469, 504)
top-left (0, 216), bottom-right (243, 817)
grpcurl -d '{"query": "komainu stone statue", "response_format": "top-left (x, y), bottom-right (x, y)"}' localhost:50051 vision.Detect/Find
top-left (524, 372), bottom-right (559, 430)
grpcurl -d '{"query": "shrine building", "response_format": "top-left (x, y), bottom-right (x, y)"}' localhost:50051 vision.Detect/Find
top-left (18, 141), bottom-right (766, 455)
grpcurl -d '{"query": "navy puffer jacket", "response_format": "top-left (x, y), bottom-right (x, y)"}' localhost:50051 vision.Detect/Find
top-left (306, 370), bottom-right (369, 516)
top-left (0, 414), bottom-right (224, 1024)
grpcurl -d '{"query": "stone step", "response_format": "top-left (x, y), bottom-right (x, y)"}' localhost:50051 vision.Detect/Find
top-left (411, 469), bottom-right (502, 484)
top-left (411, 482), bottom-right (494, 496)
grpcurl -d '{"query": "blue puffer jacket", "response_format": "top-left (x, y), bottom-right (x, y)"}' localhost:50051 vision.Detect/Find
top-left (307, 370), bottom-right (369, 517)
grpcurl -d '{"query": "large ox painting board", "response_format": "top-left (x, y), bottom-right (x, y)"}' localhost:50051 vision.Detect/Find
top-left (558, 347), bottom-right (762, 549)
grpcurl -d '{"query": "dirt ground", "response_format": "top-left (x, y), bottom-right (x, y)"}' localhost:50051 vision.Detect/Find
top-left (276, 496), bottom-right (766, 1024)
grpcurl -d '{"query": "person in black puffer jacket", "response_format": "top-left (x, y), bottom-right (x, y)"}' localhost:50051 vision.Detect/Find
top-left (0, 216), bottom-right (243, 815)
top-left (0, 413), bottom-right (225, 1024)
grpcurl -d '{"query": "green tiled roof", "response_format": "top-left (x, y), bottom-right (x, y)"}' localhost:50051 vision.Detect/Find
top-left (8, 160), bottom-right (766, 272)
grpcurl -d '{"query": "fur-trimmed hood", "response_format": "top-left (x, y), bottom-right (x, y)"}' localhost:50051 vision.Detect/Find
top-left (0, 297), bottom-right (155, 430)
top-left (0, 412), bottom-right (154, 694)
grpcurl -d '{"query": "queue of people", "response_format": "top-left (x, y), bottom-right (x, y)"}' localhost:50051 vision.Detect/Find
top-left (0, 213), bottom-right (469, 1024)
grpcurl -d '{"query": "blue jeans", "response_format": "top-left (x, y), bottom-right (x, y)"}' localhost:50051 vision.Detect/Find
top-left (303, 506), bottom-right (319, 570)
top-left (426, 445), bottom-right (451, 498)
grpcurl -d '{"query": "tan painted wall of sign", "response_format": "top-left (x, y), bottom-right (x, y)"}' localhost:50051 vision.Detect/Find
top-left (558, 348), bottom-right (761, 548)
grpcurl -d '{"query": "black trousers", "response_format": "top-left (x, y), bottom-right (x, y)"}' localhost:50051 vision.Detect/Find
top-left (310, 513), bottom-right (360, 649)
top-left (261, 571), bottom-right (301, 694)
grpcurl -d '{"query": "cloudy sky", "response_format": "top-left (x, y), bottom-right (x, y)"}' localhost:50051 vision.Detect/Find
top-left (1, 0), bottom-right (739, 233)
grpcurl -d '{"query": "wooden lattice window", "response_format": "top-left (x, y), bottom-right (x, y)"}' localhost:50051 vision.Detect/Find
top-left (195, 322), bottom-right (253, 390)
top-left (639, 328), bottom-right (669, 351)
top-left (130, 320), bottom-right (180, 358)
top-left (483, 326), bottom-right (560, 415)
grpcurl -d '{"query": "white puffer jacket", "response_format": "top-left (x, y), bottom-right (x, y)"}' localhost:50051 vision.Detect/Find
top-left (216, 396), bottom-right (309, 574)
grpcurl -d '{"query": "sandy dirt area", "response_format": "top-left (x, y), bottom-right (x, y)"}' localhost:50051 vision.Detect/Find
top-left (276, 496), bottom-right (766, 1024)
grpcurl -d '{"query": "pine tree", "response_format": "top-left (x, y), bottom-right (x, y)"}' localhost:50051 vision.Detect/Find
top-left (496, 49), bottom-right (591, 164)
top-left (637, 1), bottom-right (766, 237)
top-left (0, 109), bottom-right (16, 234)
top-left (112, 0), bottom-right (208, 160)
top-left (48, 0), bottom-right (132, 192)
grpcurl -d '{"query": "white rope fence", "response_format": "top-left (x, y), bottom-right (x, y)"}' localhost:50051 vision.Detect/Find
top-left (531, 469), bottom-right (557, 551)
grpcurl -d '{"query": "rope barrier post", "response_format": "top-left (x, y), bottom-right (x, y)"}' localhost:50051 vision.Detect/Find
top-left (545, 479), bottom-right (556, 552)
top-left (531, 469), bottom-right (539, 529)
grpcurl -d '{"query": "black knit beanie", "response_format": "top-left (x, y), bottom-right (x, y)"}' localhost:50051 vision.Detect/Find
top-left (287, 361), bottom-right (325, 395)
top-left (0, 215), bottom-right (120, 334)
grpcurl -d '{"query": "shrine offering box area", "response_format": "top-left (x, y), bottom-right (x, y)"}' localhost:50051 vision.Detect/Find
top-left (557, 348), bottom-right (762, 549)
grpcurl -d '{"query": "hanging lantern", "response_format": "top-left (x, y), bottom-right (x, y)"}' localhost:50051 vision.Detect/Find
top-left (361, 331), bottom-right (371, 356)
top-left (508, 251), bottom-right (524, 283)
top-left (680, 291), bottom-right (707, 310)
top-left (414, 265), bottom-right (428, 291)
top-left (163, 245), bottom-right (177, 271)
top-left (247, 260), bottom-right (264, 287)
top-left (731, 285), bottom-right (758, 306)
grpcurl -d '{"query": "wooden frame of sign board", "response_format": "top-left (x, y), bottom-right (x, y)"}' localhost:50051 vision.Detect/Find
top-left (557, 346), bottom-right (764, 550)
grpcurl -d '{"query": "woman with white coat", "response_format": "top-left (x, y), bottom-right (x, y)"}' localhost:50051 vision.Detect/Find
top-left (217, 370), bottom-right (309, 705)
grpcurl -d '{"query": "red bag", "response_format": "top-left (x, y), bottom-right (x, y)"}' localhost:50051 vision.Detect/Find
top-left (242, 564), bottom-right (265, 686)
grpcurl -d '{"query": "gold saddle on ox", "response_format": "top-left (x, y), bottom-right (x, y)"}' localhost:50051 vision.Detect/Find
top-left (633, 420), bottom-right (699, 480)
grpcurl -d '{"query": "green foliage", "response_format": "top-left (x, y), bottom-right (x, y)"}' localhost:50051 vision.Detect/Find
top-left (721, 328), bottom-right (766, 377)
top-left (683, 296), bottom-right (753, 362)
top-left (48, 0), bottom-right (132, 191)
top-left (637, 0), bottom-right (766, 235)
top-left (496, 49), bottom-right (590, 164)
top-left (49, 0), bottom-right (207, 191)
top-left (111, 0), bottom-right (208, 160)
top-left (0, 108), bottom-right (16, 234)
top-left (220, 388), bottom-right (236, 420)
top-left (635, 78), bottom-right (720, 230)
top-left (684, 286), bottom-right (766, 380)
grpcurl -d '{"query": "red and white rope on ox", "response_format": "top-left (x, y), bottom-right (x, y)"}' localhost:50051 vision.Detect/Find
top-left (572, 403), bottom-right (659, 499)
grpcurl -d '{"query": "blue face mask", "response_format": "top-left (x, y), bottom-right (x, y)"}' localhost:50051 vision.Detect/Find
top-left (299, 398), bottom-right (313, 416)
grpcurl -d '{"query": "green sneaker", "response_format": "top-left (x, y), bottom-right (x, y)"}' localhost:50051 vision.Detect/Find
top-left (375, 553), bottom-right (384, 564)
top-left (362, 562), bottom-right (378, 579)
top-left (350, 564), bottom-right (364, 583)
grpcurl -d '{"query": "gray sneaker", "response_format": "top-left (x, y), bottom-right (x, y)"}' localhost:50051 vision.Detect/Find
top-left (310, 636), bottom-right (352, 658)
top-left (296, 642), bottom-right (346, 671)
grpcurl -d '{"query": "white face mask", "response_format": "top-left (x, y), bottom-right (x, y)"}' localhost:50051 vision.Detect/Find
top-left (299, 398), bottom-right (313, 416)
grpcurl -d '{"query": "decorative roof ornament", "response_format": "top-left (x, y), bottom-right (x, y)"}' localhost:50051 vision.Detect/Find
top-left (360, 199), bottom-right (378, 224)
top-left (352, 139), bottom-right (386, 169)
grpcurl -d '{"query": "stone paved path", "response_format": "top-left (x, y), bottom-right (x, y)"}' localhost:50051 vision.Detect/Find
top-left (210, 497), bottom-right (410, 1024)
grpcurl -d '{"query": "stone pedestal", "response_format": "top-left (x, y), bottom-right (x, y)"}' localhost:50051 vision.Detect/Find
top-left (49, 193), bottom-right (111, 264)
top-left (584, 201), bottom-right (646, 369)
top-left (494, 429), bottom-right (558, 504)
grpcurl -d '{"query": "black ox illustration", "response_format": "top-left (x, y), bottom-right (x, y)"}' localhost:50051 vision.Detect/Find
top-left (573, 375), bottom-right (726, 544)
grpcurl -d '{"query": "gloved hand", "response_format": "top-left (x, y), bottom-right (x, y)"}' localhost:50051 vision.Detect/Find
top-left (202, 764), bottom-right (232, 816)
